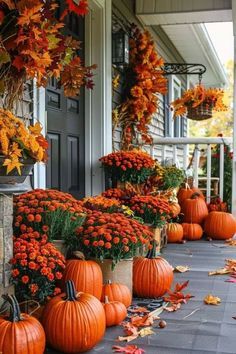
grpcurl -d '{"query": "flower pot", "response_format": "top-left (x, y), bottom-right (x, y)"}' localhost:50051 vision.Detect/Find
top-left (52, 240), bottom-right (67, 256)
top-left (187, 101), bottom-right (213, 121)
top-left (0, 156), bottom-right (35, 184)
top-left (93, 258), bottom-right (133, 293)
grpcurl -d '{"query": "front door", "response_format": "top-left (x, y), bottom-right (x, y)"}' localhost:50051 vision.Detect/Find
top-left (45, 10), bottom-right (85, 199)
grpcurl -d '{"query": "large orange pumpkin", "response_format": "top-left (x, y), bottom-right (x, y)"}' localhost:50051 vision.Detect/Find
top-left (167, 223), bottom-right (183, 243)
top-left (181, 194), bottom-right (208, 224)
top-left (133, 241), bottom-right (174, 298)
top-left (0, 295), bottom-right (45, 354)
top-left (42, 280), bottom-right (106, 353)
top-left (103, 296), bottom-right (127, 327)
top-left (182, 223), bottom-right (203, 240)
top-left (204, 211), bottom-right (236, 240)
top-left (169, 202), bottom-right (181, 218)
top-left (101, 280), bottom-right (132, 308)
top-left (177, 184), bottom-right (204, 206)
top-left (62, 256), bottom-right (103, 299)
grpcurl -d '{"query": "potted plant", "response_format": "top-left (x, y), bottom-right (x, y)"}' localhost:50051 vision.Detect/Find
top-left (127, 195), bottom-right (171, 251)
top-left (82, 195), bottom-right (121, 213)
top-left (66, 210), bottom-right (153, 292)
top-left (100, 149), bottom-right (155, 186)
top-left (171, 85), bottom-right (227, 121)
top-left (0, 109), bottom-right (48, 184)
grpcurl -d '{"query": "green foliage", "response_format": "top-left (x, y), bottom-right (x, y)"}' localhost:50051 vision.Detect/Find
top-left (161, 166), bottom-right (185, 190)
top-left (105, 165), bottom-right (153, 184)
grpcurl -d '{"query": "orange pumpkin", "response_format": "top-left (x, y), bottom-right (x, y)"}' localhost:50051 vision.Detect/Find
top-left (133, 241), bottom-right (173, 298)
top-left (42, 280), bottom-right (106, 353)
top-left (181, 193), bottom-right (208, 224)
top-left (103, 296), bottom-right (127, 327)
top-left (101, 280), bottom-right (132, 308)
top-left (177, 184), bottom-right (204, 206)
top-left (167, 223), bottom-right (183, 243)
top-left (0, 295), bottom-right (45, 354)
top-left (204, 211), bottom-right (236, 240)
top-left (182, 223), bottom-right (203, 240)
top-left (62, 255), bottom-right (103, 299)
top-left (169, 202), bottom-right (181, 218)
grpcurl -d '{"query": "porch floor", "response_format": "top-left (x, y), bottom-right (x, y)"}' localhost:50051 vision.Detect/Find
top-left (46, 240), bottom-right (236, 354)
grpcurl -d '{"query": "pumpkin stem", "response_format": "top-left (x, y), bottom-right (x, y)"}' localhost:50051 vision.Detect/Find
top-left (65, 280), bottom-right (77, 301)
top-left (146, 240), bottom-right (159, 259)
top-left (104, 296), bottom-right (109, 304)
top-left (107, 280), bottom-right (112, 285)
top-left (4, 295), bottom-right (22, 322)
top-left (73, 251), bottom-right (85, 260)
top-left (190, 192), bottom-right (200, 199)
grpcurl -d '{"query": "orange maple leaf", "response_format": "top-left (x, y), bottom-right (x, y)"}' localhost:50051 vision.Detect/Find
top-left (17, 4), bottom-right (42, 26)
top-left (3, 158), bottom-right (23, 175)
top-left (29, 122), bottom-right (42, 135)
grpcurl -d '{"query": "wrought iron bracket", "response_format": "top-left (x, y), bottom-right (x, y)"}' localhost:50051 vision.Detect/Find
top-left (162, 63), bottom-right (206, 81)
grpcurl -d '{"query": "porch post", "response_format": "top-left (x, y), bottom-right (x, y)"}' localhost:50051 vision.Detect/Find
top-left (232, 7), bottom-right (236, 216)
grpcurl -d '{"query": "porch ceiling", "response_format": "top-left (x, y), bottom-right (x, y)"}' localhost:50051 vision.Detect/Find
top-left (136, 0), bottom-right (232, 25)
top-left (159, 23), bottom-right (228, 87)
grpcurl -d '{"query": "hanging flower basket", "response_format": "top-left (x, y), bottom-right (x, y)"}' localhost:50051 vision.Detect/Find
top-left (186, 101), bottom-right (214, 121)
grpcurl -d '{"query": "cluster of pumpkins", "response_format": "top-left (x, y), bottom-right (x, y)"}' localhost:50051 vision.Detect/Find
top-left (167, 185), bottom-right (236, 243)
top-left (0, 250), bottom-right (174, 354)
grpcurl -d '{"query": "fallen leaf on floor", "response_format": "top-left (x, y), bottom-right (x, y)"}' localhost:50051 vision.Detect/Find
top-left (204, 294), bottom-right (221, 305)
top-left (118, 334), bottom-right (139, 342)
top-left (208, 268), bottom-right (230, 276)
top-left (139, 327), bottom-right (155, 337)
top-left (174, 265), bottom-right (190, 273)
top-left (131, 314), bottom-right (154, 327)
top-left (164, 303), bottom-right (181, 312)
top-left (123, 322), bottom-right (139, 336)
top-left (225, 277), bottom-right (236, 283)
top-left (113, 344), bottom-right (145, 353)
top-left (163, 280), bottom-right (194, 309)
top-left (128, 307), bottom-right (149, 313)
top-left (225, 239), bottom-right (236, 246)
top-left (232, 316), bottom-right (236, 320)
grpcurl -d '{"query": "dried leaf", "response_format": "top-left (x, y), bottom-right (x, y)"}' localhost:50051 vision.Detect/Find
top-left (123, 323), bottom-right (139, 337)
top-left (225, 277), bottom-right (236, 283)
top-left (232, 316), bottom-right (236, 320)
top-left (128, 307), bottom-right (149, 314)
top-left (164, 303), bottom-right (181, 312)
top-left (118, 334), bottom-right (138, 342)
top-left (174, 265), bottom-right (190, 273)
top-left (139, 327), bottom-right (155, 337)
top-left (208, 268), bottom-right (230, 276)
top-left (163, 281), bottom-right (194, 307)
top-left (113, 345), bottom-right (145, 354)
top-left (225, 239), bottom-right (236, 246)
top-left (204, 294), bottom-right (221, 305)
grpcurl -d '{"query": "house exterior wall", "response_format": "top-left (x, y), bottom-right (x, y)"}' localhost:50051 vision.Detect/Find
top-left (112, 0), bottom-right (188, 167)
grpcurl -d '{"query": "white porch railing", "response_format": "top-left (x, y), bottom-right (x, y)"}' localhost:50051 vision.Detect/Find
top-left (142, 137), bottom-right (233, 204)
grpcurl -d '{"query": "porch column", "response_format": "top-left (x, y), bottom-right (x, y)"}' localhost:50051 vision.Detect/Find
top-left (232, 4), bottom-right (236, 217)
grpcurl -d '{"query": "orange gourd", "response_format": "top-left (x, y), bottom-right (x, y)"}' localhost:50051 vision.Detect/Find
top-left (204, 211), bottom-right (236, 240)
top-left (133, 241), bottom-right (174, 298)
top-left (182, 223), bottom-right (203, 240)
top-left (0, 295), bottom-right (45, 354)
top-left (103, 296), bottom-right (127, 327)
top-left (177, 184), bottom-right (204, 206)
top-left (167, 223), bottom-right (184, 243)
top-left (181, 193), bottom-right (208, 224)
top-left (101, 280), bottom-right (132, 308)
top-left (42, 280), bottom-right (106, 353)
top-left (169, 202), bottom-right (181, 218)
top-left (62, 254), bottom-right (103, 299)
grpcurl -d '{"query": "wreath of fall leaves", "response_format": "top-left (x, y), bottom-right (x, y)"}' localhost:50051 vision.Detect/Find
top-left (0, 0), bottom-right (95, 109)
top-left (113, 25), bottom-right (167, 149)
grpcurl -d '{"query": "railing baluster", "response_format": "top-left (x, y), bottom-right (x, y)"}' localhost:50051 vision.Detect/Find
top-left (194, 145), bottom-right (200, 188)
top-left (173, 145), bottom-right (177, 165)
top-left (183, 145), bottom-right (188, 170)
top-left (219, 143), bottom-right (224, 200)
top-left (162, 145), bottom-right (166, 164)
top-left (206, 144), bottom-right (212, 203)
top-left (150, 144), bottom-right (154, 159)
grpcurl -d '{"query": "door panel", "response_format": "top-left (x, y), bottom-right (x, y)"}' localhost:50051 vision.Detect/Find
top-left (46, 7), bottom-right (85, 199)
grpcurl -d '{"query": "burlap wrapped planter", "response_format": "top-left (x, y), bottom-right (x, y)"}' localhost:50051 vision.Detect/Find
top-left (93, 258), bottom-right (133, 293)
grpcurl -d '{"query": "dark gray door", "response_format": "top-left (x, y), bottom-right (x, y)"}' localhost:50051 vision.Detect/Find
top-left (46, 10), bottom-right (85, 199)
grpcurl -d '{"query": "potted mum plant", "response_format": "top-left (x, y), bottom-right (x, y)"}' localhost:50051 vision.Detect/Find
top-left (171, 85), bottom-right (227, 121)
top-left (100, 149), bottom-right (155, 187)
top-left (65, 210), bottom-right (153, 292)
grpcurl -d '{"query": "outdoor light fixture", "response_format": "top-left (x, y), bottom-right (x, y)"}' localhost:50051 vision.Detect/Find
top-left (112, 28), bottom-right (129, 66)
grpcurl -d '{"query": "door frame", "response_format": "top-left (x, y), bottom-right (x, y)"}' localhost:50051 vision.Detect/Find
top-left (33, 0), bottom-right (112, 195)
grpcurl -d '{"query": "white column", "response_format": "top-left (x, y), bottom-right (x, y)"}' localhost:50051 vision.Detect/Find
top-left (232, 14), bottom-right (236, 215)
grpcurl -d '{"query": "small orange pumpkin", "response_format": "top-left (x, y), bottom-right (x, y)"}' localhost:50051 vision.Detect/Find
top-left (103, 296), bottom-right (127, 327)
top-left (101, 280), bottom-right (132, 308)
top-left (182, 223), bottom-right (203, 240)
top-left (169, 202), bottom-right (181, 218)
top-left (167, 223), bottom-right (184, 243)
top-left (133, 240), bottom-right (174, 298)
top-left (204, 211), bottom-right (236, 240)
top-left (62, 252), bottom-right (103, 299)
top-left (181, 193), bottom-right (208, 224)
top-left (0, 295), bottom-right (46, 354)
top-left (178, 184), bottom-right (204, 206)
